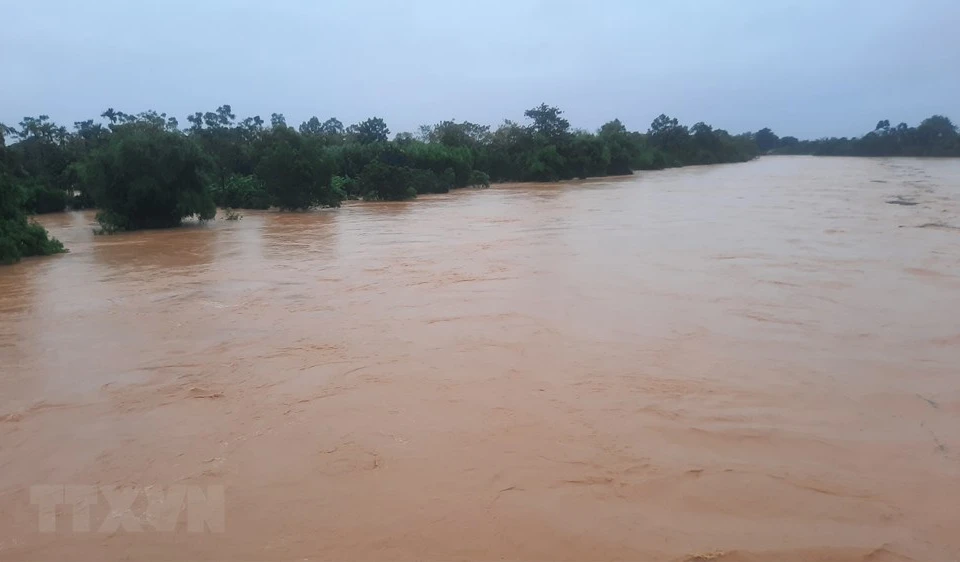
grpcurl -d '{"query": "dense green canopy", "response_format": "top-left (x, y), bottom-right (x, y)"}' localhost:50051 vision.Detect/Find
top-left (0, 144), bottom-right (64, 264)
top-left (0, 104), bottom-right (760, 220)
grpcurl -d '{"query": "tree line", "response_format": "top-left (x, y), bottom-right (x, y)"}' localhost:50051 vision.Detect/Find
top-left (754, 115), bottom-right (959, 157)
top-left (0, 103), bottom-right (763, 262)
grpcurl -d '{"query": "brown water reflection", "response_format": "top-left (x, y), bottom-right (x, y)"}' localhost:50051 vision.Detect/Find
top-left (1, 157), bottom-right (959, 561)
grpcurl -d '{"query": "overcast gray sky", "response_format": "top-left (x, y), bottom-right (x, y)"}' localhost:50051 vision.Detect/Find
top-left (2, 0), bottom-right (958, 139)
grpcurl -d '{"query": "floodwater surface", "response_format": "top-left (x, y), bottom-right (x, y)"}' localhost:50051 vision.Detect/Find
top-left (1, 156), bottom-right (959, 561)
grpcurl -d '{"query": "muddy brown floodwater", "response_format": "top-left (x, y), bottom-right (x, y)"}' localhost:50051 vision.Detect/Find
top-left (1, 156), bottom-right (959, 561)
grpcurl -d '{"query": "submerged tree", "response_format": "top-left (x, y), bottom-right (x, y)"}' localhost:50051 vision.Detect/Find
top-left (357, 160), bottom-right (416, 201)
top-left (82, 123), bottom-right (215, 231)
top-left (0, 152), bottom-right (64, 263)
top-left (256, 126), bottom-right (344, 210)
top-left (754, 128), bottom-right (780, 152)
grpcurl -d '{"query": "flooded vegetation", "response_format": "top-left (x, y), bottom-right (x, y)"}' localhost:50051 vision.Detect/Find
top-left (1, 157), bottom-right (959, 561)
top-left (0, 104), bottom-right (760, 263)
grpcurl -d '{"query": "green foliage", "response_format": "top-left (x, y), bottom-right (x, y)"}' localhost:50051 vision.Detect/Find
top-left (82, 123), bottom-right (215, 231)
top-left (468, 170), bottom-right (490, 188)
top-left (0, 218), bottom-right (66, 264)
top-left (21, 181), bottom-right (68, 214)
top-left (524, 145), bottom-right (565, 181)
top-left (411, 168), bottom-right (452, 194)
top-left (4, 103), bottom-right (771, 228)
top-left (347, 118), bottom-right (390, 145)
top-left (403, 142), bottom-right (473, 187)
top-left (754, 128), bottom-right (780, 152)
top-left (211, 174), bottom-right (271, 209)
top-left (419, 120), bottom-right (490, 148)
top-left (525, 103), bottom-right (570, 140)
top-left (256, 127), bottom-right (343, 210)
top-left (0, 159), bottom-right (65, 264)
top-left (331, 175), bottom-right (358, 199)
top-left (358, 161), bottom-right (416, 201)
top-left (1, 103), bottom-right (806, 264)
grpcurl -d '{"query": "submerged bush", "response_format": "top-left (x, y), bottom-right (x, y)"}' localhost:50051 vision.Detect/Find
top-left (221, 208), bottom-right (243, 221)
top-left (468, 170), bottom-right (491, 188)
top-left (331, 175), bottom-right (358, 199)
top-left (357, 161), bottom-right (417, 201)
top-left (256, 127), bottom-right (344, 210)
top-left (211, 174), bottom-right (271, 209)
top-left (0, 170), bottom-right (65, 264)
top-left (408, 168), bottom-right (450, 194)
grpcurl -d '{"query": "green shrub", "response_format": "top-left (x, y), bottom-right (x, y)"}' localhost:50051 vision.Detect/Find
top-left (357, 161), bottom-right (417, 201)
top-left (408, 169), bottom-right (449, 194)
top-left (331, 175), bottom-right (358, 199)
top-left (468, 170), bottom-right (490, 188)
top-left (211, 174), bottom-right (271, 209)
top-left (256, 127), bottom-right (343, 210)
top-left (0, 172), bottom-right (65, 264)
top-left (22, 183), bottom-right (68, 214)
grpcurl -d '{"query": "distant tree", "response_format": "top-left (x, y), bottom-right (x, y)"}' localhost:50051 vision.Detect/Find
top-left (0, 123), bottom-right (15, 148)
top-left (270, 113), bottom-right (287, 129)
top-left (101, 108), bottom-right (122, 124)
top-left (754, 127), bottom-right (780, 152)
top-left (299, 117), bottom-right (323, 136)
top-left (649, 114), bottom-right (680, 137)
top-left (347, 118), bottom-right (390, 144)
top-left (240, 116), bottom-right (264, 134)
top-left (598, 119), bottom-right (627, 137)
top-left (205, 105), bottom-right (235, 129)
top-left (320, 118), bottom-right (344, 136)
top-left (524, 104), bottom-right (570, 139)
top-left (916, 115), bottom-right (957, 146)
top-left (300, 117), bottom-right (347, 143)
top-left (648, 114), bottom-right (690, 158)
top-left (771, 114), bottom-right (960, 157)
top-left (421, 120), bottom-right (491, 147)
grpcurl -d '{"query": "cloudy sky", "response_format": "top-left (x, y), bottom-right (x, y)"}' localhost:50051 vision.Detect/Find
top-left (2, 0), bottom-right (958, 139)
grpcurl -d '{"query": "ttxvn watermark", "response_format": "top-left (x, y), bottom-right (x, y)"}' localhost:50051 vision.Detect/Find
top-left (29, 485), bottom-right (225, 533)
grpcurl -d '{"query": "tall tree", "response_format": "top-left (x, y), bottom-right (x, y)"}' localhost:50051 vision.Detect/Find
top-left (753, 127), bottom-right (780, 152)
top-left (524, 104), bottom-right (570, 139)
top-left (347, 118), bottom-right (390, 144)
